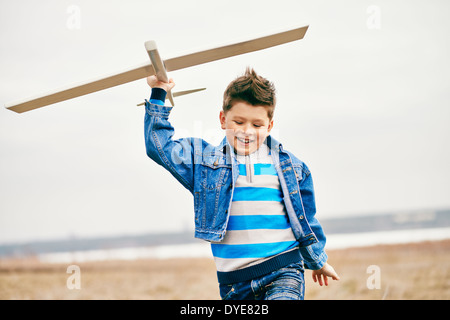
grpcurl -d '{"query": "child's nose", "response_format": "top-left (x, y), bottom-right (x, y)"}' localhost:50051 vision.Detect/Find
top-left (244, 126), bottom-right (254, 136)
top-left (243, 125), bottom-right (254, 135)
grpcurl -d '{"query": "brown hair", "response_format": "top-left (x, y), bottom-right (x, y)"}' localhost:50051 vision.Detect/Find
top-left (222, 68), bottom-right (276, 119)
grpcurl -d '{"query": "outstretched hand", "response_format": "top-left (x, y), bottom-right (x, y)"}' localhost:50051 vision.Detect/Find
top-left (312, 263), bottom-right (340, 286)
top-left (147, 75), bottom-right (175, 92)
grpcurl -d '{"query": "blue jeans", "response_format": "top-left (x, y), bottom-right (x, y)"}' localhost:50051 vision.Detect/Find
top-left (219, 262), bottom-right (305, 300)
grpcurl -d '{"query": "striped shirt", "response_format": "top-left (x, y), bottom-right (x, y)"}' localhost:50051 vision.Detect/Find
top-left (211, 143), bottom-right (300, 284)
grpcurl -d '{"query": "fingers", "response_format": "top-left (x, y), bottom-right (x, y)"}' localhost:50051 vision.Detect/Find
top-left (317, 274), bottom-right (326, 286)
top-left (323, 275), bottom-right (329, 286)
top-left (146, 76), bottom-right (175, 91)
top-left (167, 78), bottom-right (176, 90)
top-left (313, 265), bottom-right (340, 287)
top-left (312, 273), bottom-right (317, 283)
top-left (328, 266), bottom-right (340, 281)
top-left (313, 272), bottom-right (324, 286)
top-left (312, 272), bottom-right (332, 286)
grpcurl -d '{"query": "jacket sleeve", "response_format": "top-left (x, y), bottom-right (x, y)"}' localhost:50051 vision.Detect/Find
top-left (298, 167), bottom-right (328, 270)
top-left (144, 100), bottom-right (196, 194)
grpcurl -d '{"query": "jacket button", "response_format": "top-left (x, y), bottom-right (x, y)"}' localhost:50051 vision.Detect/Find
top-left (299, 215), bottom-right (304, 219)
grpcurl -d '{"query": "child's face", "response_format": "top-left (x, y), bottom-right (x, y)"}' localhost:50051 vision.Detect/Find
top-left (220, 101), bottom-right (274, 155)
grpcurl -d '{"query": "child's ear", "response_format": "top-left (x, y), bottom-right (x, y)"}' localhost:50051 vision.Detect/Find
top-left (219, 111), bottom-right (226, 130)
top-left (267, 119), bottom-right (274, 133)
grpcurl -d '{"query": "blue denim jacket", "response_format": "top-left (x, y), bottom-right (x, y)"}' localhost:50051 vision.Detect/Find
top-left (144, 102), bottom-right (328, 270)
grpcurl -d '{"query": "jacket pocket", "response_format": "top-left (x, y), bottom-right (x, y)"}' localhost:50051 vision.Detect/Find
top-left (201, 156), bottom-right (231, 190)
top-left (293, 166), bottom-right (304, 182)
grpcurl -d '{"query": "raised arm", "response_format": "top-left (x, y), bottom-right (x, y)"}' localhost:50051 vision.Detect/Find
top-left (144, 76), bottom-right (196, 193)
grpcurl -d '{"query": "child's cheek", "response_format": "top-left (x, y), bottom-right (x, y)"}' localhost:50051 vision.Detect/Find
top-left (258, 129), bottom-right (269, 142)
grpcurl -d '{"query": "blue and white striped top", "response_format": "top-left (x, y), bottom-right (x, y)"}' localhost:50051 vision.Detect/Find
top-left (211, 143), bottom-right (300, 284)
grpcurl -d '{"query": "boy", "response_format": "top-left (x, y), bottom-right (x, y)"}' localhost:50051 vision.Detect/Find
top-left (144, 68), bottom-right (339, 300)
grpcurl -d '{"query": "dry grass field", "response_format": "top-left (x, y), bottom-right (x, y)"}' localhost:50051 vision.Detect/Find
top-left (1, 240), bottom-right (449, 300)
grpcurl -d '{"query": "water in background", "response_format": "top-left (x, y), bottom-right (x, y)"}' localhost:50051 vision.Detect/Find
top-left (1, 208), bottom-right (449, 263)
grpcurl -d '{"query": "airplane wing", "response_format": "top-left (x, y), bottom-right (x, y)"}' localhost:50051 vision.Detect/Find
top-left (5, 25), bottom-right (309, 113)
top-left (136, 88), bottom-right (206, 106)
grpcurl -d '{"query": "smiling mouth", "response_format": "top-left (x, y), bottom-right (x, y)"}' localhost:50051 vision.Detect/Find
top-left (236, 137), bottom-right (255, 144)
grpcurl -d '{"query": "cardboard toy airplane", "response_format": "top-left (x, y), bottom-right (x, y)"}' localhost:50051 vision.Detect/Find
top-left (5, 25), bottom-right (308, 114)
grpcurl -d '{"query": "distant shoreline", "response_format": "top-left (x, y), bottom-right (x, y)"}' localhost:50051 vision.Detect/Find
top-left (37, 226), bottom-right (450, 263)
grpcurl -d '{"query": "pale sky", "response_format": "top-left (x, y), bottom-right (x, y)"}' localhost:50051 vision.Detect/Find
top-left (0, 0), bottom-right (449, 244)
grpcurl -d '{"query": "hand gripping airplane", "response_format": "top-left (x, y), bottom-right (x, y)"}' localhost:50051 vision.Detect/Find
top-left (5, 25), bottom-right (308, 113)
